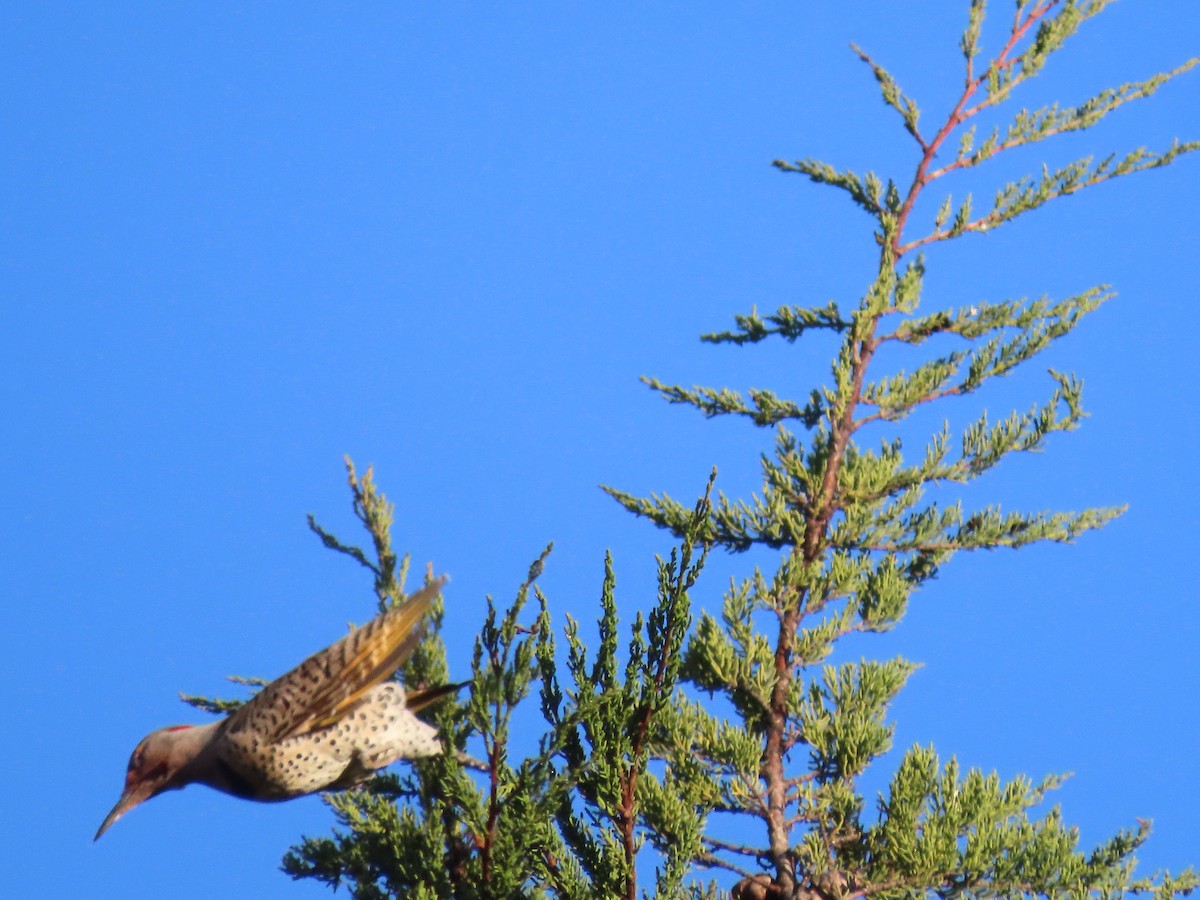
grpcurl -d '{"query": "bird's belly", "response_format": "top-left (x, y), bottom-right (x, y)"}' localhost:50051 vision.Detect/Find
top-left (218, 732), bottom-right (361, 799)
top-left (215, 684), bottom-right (443, 799)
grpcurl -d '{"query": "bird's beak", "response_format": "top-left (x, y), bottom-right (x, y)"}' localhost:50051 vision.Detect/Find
top-left (94, 785), bottom-right (150, 841)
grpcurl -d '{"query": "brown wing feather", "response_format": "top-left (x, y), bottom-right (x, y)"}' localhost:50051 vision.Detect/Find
top-left (227, 577), bottom-right (446, 743)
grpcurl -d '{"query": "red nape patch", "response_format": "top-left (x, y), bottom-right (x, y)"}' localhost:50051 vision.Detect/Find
top-left (166, 725), bottom-right (194, 732)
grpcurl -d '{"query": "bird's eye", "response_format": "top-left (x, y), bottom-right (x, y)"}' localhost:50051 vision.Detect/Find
top-left (145, 762), bottom-right (169, 782)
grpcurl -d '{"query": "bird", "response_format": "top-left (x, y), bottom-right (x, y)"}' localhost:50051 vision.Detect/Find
top-left (95, 577), bottom-right (462, 840)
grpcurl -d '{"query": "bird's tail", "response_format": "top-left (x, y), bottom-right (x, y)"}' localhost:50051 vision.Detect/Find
top-left (406, 680), bottom-right (470, 713)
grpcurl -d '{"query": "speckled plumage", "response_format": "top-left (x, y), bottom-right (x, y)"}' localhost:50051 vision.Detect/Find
top-left (96, 578), bottom-right (457, 839)
top-left (217, 681), bottom-right (443, 798)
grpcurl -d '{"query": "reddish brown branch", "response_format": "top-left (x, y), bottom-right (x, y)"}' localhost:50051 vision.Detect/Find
top-left (759, 7), bottom-right (1067, 897)
top-left (480, 733), bottom-right (503, 885)
top-left (892, 0), bottom-right (1060, 259)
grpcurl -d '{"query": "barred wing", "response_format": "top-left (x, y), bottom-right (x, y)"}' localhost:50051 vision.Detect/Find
top-left (226, 577), bottom-right (446, 743)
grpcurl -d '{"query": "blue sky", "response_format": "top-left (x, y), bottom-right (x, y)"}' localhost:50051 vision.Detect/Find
top-left (3, 2), bottom-right (1197, 897)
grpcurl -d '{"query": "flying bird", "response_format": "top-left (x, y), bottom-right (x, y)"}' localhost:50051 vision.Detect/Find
top-left (96, 578), bottom-right (460, 840)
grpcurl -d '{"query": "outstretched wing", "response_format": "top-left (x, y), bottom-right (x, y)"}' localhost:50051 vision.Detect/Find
top-left (226, 577), bottom-right (446, 743)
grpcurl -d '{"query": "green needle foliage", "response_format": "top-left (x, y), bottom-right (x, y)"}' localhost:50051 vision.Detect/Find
top-left (192, 3), bottom-right (1197, 898)
top-left (189, 458), bottom-right (717, 898)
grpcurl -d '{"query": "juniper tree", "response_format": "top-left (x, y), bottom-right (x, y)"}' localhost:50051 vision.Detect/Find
top-left (601, 3), bottom-right (1198, 897)
top-left (195, 3), bottom-right (1197, 897)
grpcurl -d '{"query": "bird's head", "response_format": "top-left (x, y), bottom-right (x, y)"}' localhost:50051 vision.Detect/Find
top-left (95, 725), bottom-right (197, 840)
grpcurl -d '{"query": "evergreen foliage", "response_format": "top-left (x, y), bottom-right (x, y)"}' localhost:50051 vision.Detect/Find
top-left (193, 3), bottom-right (1198, 897)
